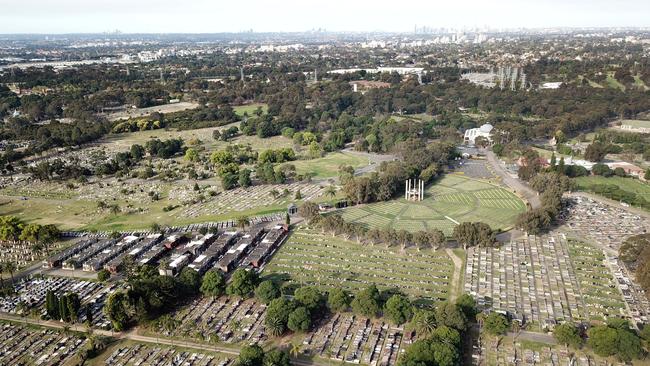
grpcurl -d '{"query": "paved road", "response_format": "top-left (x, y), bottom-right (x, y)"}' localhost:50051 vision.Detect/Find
top-left (484, 150), bottom-right (541, 209)
top-left (0, 312), bottom-right (328, 366)
top-left (509, 330), bottom-right (557, 345)
top-left (343, 149), bottom-right (397, 176)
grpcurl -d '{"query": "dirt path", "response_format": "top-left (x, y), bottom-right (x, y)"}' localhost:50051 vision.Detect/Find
top-left (445, 248), bottom-right (464, 302)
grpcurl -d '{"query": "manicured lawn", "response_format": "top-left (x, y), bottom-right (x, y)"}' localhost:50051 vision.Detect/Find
top-left (575, 176), bottom-right (650, 200)
top-left (339, 174), bottom-right (526, 236)
top-left (285, 152), bottom-right (369, 179)
top-left (233, 103), bottom-right (268, 117)
top-left (263, 226), bottom-right (455, 303)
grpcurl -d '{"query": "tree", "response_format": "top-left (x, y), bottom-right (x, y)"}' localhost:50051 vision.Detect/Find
top-left (179, 267), bottom-right (201, 295)
top-left (264, 349), bottom-right (290, 366)
top-left (298, 202), bottom-right (320, 222)
top-left (226, 269), bottom-right (258, 298)
top-left (19, 223), bottom-right (41, 242)
top-left (483, 312), bottom-right (509, 336)
top-left (384, 294), bottom-right (413, 325)
top-left (587, 320), bottom-right (643, 361)
top-left (410, 309), bottom-right (437, 337)
top-left (265, 298), bottom-right (295, 337)
top-left (287, 306), bottom-right (311, 332)
top-left (294, 286), bottom-right (324, 312)
top-left (324, 185), bottom-right (337, 199)
top-left (434, 302), bottom-right (467, 331)
top-left (237, 216), bottom-right (250, 231)
top-left (255, 280), bottom-right (281, 304)
top-left (585, 142), bottom-right (608, 162)
top-left (4, 261), bottom-right (16, 284)
top-left (553, 322), bottom-right (583, 349)
top-left (238, 345), bottom-right (265, 366)
top-left (97, 269), bottom-right (110, 282)
top-left (456, 293), bottom-right (477, 321)
top-left (327, 288), bottom-right (350, 312)
top-left (184, 148), bottom-right (199, 162)
top-left (452, 222), bottom-right (496, 249)
top-left (351, 285), bottom-right (381, 318)
top-left (104, 290), bottom-right (133, 331)
top-left (238, 168), bottom-right (252, 188)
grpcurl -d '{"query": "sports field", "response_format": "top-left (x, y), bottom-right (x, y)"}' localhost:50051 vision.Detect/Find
top-left (340, 174), bottom-right (526, 235)
top-left (263, 226), bottom-right (455, 303)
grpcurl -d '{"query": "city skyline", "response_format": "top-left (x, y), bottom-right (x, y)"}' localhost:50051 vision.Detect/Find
top-left (1, 0), bottom-right (650, 34)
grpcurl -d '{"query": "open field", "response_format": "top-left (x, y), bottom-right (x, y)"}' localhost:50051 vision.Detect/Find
top-left (97, 122), bottom-right (291, 154)
top-left (106, 101), bottom-right (200, 121)
top-left (0, 180), bottom-right (325, 232)
top-left (285, 152), bottom-right (369, 179)
top-left (339, 174), bottom-right (526, 236)
top-left (263, 226), bottom-right (455, 304)
top-left (575, 176), bottom-right (650, 200)
top-left (233, 103), bottom-right (268, 117)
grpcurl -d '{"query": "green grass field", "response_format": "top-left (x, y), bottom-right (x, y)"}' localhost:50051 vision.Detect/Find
top-left (233, 103), bottom-right (268, 117)
top-left (99, 122), bottom-right (291, 154)
top-left (339, 174), bottom-right (526, 236)
top-left (263, 226), bottom-right (455, 303)
top-left (284, 152), bottom-right (369, 179)
top-left (575, 176), bottom-right (650, 200)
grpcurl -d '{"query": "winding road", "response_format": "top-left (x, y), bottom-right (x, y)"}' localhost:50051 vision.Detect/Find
top-left (484, 150), bottom-right (541, 209)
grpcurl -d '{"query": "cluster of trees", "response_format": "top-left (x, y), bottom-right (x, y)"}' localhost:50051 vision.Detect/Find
top-left (236, 345), bottom-right (290, 366)
top-left (342, 140), bottom-right (454, 205)
top-left (210, 146), bottom-right (298, 190)
top-left (299, 207), bottom-right (447, 251)
top-left (397, 294), bottom-right (477, 366)
top-left (45, 290), bottom-right (80, 323)
top-left (553, 319), bottom-right (644, 362)
top-left (452, 222), bottom-right (497, 250)
top-left (104, 264), bottom-right (201, 331)
top-left (516, 171), bottom-right (574, 235)
top-left (0, 216), bottom-right (60, 245)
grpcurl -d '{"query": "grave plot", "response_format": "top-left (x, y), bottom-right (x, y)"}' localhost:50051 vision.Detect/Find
top-left (172, 182), bottom-right (326, 219)
top-left (0, 239), bottom-right (71, 269)
top-left (339, 175), bottom-right (525, 236)
top-left (464, 233), bottom-right (633, 330)
top-left (300, 313), bottom-right (410, 366)
top-left (560, 196), bottom-right (650, 251)
top-left (263, 226), bottom-right (454, 303)
top-left (0, 322), bottom-right (87, 365)
top-left (475, 337), bottom-right (611, 366)
top-left (0, 277), bottom-right (117, 329)
top-left (102, 342), bottom-right (231, 366)
top-left (153, 297), bottom-right (267, 344)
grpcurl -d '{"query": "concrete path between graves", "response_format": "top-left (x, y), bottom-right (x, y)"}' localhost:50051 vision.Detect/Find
top-left (445, 248), bottom-right (464, 302)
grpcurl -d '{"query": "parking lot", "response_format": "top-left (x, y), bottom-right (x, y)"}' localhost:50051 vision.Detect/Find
top-left (103, 342), bottom-right (231, 366)
top-left (300, 313), bottom-right (411, 366)
top-left (0, 322), bottom-right (87, 365)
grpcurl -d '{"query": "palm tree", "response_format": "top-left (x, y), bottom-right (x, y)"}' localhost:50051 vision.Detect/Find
top-left (269, 189), bottom-right (279, 199)
top-left (237, 216), bottom-right (250, 231)
top-left (290, 343), bottom-right (301, 358)
top-left (324, 185), bottom-right (337, 199)
top-left (4, 262), bottom-right (16, 285)
top-left (266, 316), bottom-right (285, 337)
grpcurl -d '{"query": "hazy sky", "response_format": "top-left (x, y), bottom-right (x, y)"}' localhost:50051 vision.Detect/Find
top-left (1, 0), bottom-right (649, 34)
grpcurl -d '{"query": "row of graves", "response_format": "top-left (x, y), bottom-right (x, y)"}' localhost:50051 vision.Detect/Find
top-left (0, 322), bottom-right (87, 365)
top-left (605, 255), bottom-right (650, 325)
top-left (473, 337), bottom-right (625, 366)
top-left (171, 182), bottom-right (325, 219)
top-left (559, 195), bottom-right (650, 251)
top-left (0, 276), bottom-right (117, 329)
top-left (0, 239), bottom-right (69, 269)
top-left (464, 232), bottom-right (638, 330)
top-left (300, 313), bottom-right (411, 366)
top-left (155, 296), bottom-right (267, 344)
top-left (104, 343), bottom-right (230, 366)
